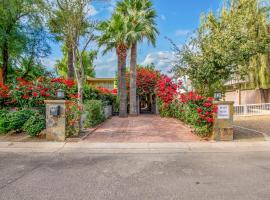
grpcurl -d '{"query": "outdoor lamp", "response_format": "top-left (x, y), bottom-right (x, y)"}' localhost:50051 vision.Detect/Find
top-left (57, 89), bottom-right (65, 99)
top-left (214, 91), bottom-right (222, 101)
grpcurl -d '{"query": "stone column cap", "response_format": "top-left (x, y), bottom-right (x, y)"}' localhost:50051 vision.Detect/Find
top-left (44, 100), bottom-right (67, 104)
top-left (213, 101), bottom-right (234, 105)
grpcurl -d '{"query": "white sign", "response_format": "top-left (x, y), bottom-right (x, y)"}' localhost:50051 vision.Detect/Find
top-left (217, 105), bottom-right (230, 119)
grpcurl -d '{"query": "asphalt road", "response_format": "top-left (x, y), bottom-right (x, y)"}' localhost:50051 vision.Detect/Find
top-left (0, 152), bottom-right (270, 200)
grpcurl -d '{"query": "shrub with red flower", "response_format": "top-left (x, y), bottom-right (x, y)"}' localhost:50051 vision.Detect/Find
top-left (155, 75), bottom-right (178, 105)
top-left (96, 87), bottom-right (118, 95)
top-left (0, 77), bottom-right (78, 108)
top-left (0, 82), bottom-right (10, 99)
top-left (136, 67), bottom-right (160, 96)
top-left (159, 91), bottom-right (216, 137)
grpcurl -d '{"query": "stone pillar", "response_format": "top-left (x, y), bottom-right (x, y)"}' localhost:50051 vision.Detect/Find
top-left (213, 101), bottom-right (234, 141)
top-left (44, 100), bottom-right (67, 141)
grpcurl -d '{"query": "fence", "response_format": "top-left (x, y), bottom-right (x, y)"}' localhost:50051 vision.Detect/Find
top-left (234, 103), bottom-right (270, 116)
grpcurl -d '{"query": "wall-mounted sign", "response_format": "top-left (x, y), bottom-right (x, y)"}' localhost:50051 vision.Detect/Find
top-left (217, 105), bottom-right (230, 119)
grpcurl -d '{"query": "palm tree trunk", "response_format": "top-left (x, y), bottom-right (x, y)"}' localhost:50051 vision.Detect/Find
top-left (129, 42), bottom-right (137, 115)
top-left (67, 43), bottom-right (74, 79)
top-left (117, 48), bottom-right (128, 118)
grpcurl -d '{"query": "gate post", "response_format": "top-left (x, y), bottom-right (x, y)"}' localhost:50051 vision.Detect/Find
top-left (44, 100), bottom-right (67, 141)
top-left (213, 101), bottom-right (234, 141)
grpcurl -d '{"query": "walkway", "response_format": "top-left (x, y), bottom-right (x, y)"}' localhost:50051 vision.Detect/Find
top-left (84, 115), bottom-right (200, 143)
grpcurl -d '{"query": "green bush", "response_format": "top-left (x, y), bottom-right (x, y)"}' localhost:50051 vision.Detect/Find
top-left (84, 100), bottom-right (105, 128)
top-left (83, 85), bottom-right (117, 106)
top-left (7, 109), bottom-right (35, 131)
top-left (23, 112), bottom-right (45, 137)
top-left (0, 109), bottom-right (9, 134)
top-left (0, 108), bottom-right (45, 135)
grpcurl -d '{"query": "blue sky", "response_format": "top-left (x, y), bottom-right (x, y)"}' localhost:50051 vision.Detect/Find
top-left (45, 0), bottom-right (221, 78)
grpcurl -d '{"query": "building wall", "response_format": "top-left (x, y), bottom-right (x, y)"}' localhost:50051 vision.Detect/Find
top-left (225, 89), bottom-right (270, 105)
top-left (86, 78), bottom-right (115, 90)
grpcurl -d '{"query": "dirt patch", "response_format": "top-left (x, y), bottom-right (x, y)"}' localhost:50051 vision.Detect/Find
top-left (0, 132), bottom-right (46, 142)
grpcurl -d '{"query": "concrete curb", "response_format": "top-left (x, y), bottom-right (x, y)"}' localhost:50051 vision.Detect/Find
top-left (1, 141), bottom-right (270, 153)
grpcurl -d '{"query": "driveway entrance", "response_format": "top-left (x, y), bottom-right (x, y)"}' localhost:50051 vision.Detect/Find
top-left (84, 115), bottom-right (200, 142)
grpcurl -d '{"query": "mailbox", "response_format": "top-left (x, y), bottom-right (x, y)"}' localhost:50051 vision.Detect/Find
top-left (50, 105), bottom-right (61, 116)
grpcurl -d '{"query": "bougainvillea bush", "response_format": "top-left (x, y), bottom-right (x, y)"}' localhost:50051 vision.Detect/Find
top-left (158, 91), bottom-right (217, 137)
top-left (0, 77), bottom-right (77, 108)
top-left (136, 66), bottom-right (160, 96)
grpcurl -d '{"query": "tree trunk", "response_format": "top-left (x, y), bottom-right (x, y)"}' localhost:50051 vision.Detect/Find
top-left (67, 43), bottom-right (74, 79)
top-left (117, 57), bottom-right (121, 98)
top-left (2, 42), bottom-right (9, 83)
top-left (72, 46), bottom-right (83, 134)
top-left (0, 68), bottom-right (3, 83)
top-left (129, 42), bottom-right (137, 116)
top-left (117, 47), bottom-right (128, 118)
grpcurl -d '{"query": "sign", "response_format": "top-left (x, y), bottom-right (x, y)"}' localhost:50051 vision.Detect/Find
top-left (217, 105), bottom-right (230, 119)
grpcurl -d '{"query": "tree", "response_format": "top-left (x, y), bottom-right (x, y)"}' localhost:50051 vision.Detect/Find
top-left (48, 0), bottom-right (88, 80)
top-left (0, 0), bottom-right (46, 83)
top-left (98, 13), bottom-right (129, 117)
top-left (55, 47), bottom-right (96, 79)
top-left (115, 0), bottom-right (159, 115)
top-left (171, 0), bottom-right (270, 96)
top-left (14, 25), bottom-right (51, 80)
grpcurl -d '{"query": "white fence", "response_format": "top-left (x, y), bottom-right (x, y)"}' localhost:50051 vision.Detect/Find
top-left (234, 103), bottom-right (270, 116)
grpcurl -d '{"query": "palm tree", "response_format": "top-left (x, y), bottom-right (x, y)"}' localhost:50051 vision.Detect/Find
top-left (97, 13), bottom-right (129, 117)
top-left (116, 0), bottom-right (159, 115)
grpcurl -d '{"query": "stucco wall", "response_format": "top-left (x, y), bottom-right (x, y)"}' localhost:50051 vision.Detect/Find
top-left (225, 89), bottom-right (270, 105)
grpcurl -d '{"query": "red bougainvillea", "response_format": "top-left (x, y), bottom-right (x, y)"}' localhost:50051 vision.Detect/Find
top-left (0, 77), bottom-right (77, 108)
top-left (97, 87), bottom-right (118, 95)
top-left (136, 67), bottom-right (160, 96)
top-left (0, 82), bottom-right (10, 99)
top-left (155, 75), bottom-right (178, 105)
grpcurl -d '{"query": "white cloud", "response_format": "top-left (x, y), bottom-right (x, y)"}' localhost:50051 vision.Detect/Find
top-left (94, 52), bottom-right (117, 78)
top-left (175, 29), bottom-right (190, 36)
top-left (141, 51), bottom-right (175, 75)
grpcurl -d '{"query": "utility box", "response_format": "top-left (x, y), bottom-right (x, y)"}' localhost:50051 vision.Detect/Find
top-left (213, 101), bottom-right (234, 141)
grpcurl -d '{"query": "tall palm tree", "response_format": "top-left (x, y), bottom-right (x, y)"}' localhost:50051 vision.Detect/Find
top-left (116, 0), bottom-right (159, 115)
top-left (97, 13), bottom-right (129, 117)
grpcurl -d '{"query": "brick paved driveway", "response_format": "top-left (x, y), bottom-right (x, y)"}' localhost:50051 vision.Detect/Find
top-left (84, 115), bottom-right (200, 142)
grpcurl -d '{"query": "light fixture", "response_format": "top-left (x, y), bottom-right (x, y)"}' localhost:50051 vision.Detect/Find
top-left (56, 89), bottom-right (65, 99)
top-left (214, 91), bottom-right (222, 101)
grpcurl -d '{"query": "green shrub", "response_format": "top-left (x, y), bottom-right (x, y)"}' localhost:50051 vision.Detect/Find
top-left (23, 112), bottom-right (45, 137)
top-left (0, 109), bottom-right (9, 134)
top-left (7, 109), bottom-right (35, 131)
top-left (84, 100), bottom-right (105, 128)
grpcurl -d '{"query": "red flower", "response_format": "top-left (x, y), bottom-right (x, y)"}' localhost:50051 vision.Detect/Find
top-left (22, 94), bottom-right (29, 99)
top-left (207, 97), bottom-right (213, 101)
top-left (68, 93), bottom-right (80, 99)
top-left (197, 107), bottom-right (203, 113)
top-left (206, 117), bottom-right (214, 123)
top-left (212, 105), bottom-right (218, 113)
top-left (203, 102), bottom-right (212, 107)
top-left (32, 92), bottom-right (39, 97)
top-left (64, 79), bottom-right (75, 88)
